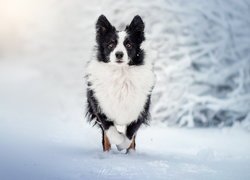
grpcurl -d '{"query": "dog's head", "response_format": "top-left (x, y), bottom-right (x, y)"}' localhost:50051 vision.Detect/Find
top-left (95, 15), bottom-right (145, 66)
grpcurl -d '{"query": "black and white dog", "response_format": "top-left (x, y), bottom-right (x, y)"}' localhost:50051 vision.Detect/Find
top-left (86, 15), bottom-right (155, 152)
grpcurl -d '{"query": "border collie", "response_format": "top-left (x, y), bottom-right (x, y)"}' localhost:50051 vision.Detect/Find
top-left (86, 15), bottom-right (155, 153)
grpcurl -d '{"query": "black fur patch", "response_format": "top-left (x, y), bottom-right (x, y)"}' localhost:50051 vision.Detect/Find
top-left (86, 88), bottom-right (114, 130)
top-left (126, 15), bottom-right (145, 66)
top-left (96, 15), bottom-right (117, 63)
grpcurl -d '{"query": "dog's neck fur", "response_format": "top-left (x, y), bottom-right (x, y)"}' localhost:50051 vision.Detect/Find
top-left (86, 59), bottom-right (154, 126)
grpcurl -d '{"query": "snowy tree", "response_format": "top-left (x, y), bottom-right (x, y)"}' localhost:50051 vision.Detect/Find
top-left (150, 0), bottom-right (250, 128)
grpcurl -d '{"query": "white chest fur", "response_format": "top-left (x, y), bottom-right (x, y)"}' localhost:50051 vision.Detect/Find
top-left (86, 61), bottom-right (154, 125)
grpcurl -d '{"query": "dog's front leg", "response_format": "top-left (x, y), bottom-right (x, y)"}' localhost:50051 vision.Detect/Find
top-left (105, 126), bottom-right (125, 145)
top-left (116, 119), bottom-right (143, 152)
top-left (101, 121), bottom-right (125, 152)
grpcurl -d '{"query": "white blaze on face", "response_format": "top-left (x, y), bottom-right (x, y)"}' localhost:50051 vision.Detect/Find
top-left (109, 31), bottom-right (129, 65)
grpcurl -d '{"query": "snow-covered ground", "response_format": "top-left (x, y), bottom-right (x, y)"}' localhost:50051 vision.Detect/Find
top-left (0, 0), bottom-right (250, 179)
top-left (1, 112), bottom-right (250, 179)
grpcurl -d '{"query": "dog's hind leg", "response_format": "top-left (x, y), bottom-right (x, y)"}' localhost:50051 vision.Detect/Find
top-left (102, 128), bottom-right (111, 152)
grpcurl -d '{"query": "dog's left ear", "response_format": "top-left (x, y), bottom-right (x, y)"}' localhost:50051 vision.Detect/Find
top-left (127, 15), bottom-right (145, 33)
top-left (126, 15), bottom-right (145, 43)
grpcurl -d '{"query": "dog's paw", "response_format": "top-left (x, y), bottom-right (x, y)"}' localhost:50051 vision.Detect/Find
top-left (106, 126), bottom-right (125, 145)
top-left (116, 144), bottom-right (124, 151)
top-left (116, 138), bottom-right (132, 151)
top-left (126, 149), bottom-right (136, 154)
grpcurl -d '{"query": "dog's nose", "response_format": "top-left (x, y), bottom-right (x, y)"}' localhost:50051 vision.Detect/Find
top-left (115, 51), bottom-right (124, 59)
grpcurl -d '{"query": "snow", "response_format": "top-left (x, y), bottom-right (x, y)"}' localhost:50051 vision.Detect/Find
top-left (1, 0), bottom-right (250, 179)
top-left (1, 120), bottom-right (250, 179)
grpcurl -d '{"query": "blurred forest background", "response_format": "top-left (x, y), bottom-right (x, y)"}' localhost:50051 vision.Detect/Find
top-left (0, 0), bottom-right (250, 129)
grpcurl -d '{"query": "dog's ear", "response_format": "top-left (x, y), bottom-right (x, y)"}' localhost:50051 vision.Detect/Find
top-left (96, 15), bottom-right (112, 34)
top-left (127, 15), bottom-right (145, 33)
top-left (126, 15), bottom-right (145, 44)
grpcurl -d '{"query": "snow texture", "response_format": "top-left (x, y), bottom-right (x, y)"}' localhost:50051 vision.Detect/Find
top-left (0, 0), bottom-right (250, 179)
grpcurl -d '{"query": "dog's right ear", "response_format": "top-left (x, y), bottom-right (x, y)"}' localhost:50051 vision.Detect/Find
top-left (96, 15), bottom-right (112, 35)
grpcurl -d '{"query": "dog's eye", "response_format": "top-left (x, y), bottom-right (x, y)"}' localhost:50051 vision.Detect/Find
top-left (108, 43), bottom-right (115, 49)
top-left (126, 43), bottom-right (132, 49)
